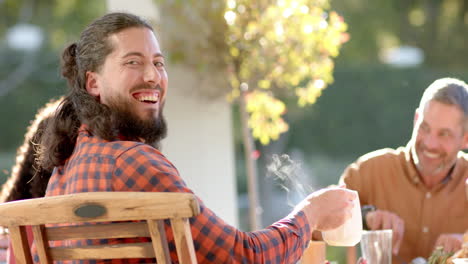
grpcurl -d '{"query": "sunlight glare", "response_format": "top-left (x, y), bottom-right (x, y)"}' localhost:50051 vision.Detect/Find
top-left (224, 10), bottom-right (237, 25)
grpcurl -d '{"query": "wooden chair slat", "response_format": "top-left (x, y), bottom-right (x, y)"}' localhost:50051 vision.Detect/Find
top-left (147, 219), bottom-right (171, 264)
top-left (46, 222), bottom-right (149, 240)
top-left (8, 226), bottom-right (33, 264)
top-left (50, 242), bottom-right (155, 260)
top-left (31, 225), bottom-right (51, 264)
top-left (170, 218), bottom-right (197, 264)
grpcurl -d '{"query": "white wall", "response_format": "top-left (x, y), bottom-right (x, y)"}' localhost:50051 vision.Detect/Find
top-left (163, 66), bottom-right (238, 226)
top-left (106, 0), bottom-right (239, 226)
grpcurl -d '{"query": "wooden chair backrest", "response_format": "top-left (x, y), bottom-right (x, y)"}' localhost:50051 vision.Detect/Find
top-left (0, 192), bottom-right (200, 264)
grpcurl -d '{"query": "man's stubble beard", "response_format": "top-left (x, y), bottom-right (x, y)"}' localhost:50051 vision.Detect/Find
top-left (411, 141), bottom-right (454, 177)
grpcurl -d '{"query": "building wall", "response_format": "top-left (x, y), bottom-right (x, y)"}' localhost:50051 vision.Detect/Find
top-left (106, 0), bottom-right (239, 226)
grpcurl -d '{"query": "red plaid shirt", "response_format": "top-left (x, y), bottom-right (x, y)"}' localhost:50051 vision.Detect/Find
top-left (43, 126), bottom-right (311, 263)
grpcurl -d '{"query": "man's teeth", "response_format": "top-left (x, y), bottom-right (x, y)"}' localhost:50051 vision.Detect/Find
top-left (423, 150), bottom-right (440, 158)
top-left (137, 95), bottom-right (159, 102)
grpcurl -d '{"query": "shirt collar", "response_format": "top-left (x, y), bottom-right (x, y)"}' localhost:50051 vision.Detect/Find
top-left (403, 143), bottom-right (421, 185)
top-left (78, 123), bottom-right (136, 142)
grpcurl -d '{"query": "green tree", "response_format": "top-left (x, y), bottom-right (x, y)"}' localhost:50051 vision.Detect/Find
top-left (160, 0), bottom-right (347, 229)
top-left (0, 0), bottom-right (105, 178)
top-left (331, 0), bottom-right (468, 68)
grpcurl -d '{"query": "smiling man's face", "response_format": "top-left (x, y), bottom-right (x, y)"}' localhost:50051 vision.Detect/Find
top-left (411, 100), bottom-right (468, 178)
top-left (86, 26), bottom-right (168, 123)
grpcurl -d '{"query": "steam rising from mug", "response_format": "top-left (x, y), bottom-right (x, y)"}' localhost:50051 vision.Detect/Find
top-left (267, 154), bottom-right (362, 246)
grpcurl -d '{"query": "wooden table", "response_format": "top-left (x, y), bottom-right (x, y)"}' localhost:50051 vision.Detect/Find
top-left (301, 241), bottom-right (326, 263)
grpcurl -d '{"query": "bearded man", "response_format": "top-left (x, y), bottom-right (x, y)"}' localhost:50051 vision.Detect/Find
top-left (37, 12), bottom-right (355, 263)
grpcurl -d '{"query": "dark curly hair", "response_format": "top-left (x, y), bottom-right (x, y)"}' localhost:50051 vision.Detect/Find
top-left (0, 98), bottom-right (62, 202)
top-left (38, 13), bottom-right (154, 171)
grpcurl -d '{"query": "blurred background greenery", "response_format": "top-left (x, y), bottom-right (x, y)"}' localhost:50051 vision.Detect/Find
top-left (0, 0), bottom-right (106, 173)
top-left (1, 0), bottom-right (467, 263)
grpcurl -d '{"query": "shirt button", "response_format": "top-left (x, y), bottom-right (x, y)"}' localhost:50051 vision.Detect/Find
top-left (426, 192), bottom-right (431, 199)
top-left (422, 227), bottom-right (429, 233)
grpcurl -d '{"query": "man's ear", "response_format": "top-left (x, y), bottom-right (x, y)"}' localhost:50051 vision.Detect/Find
top-left (413, 108), bottom-right (420, 128)
top-left (86, 71), bottom-right (100, 97)
top-left (462, 130), bottom-right (468, 149)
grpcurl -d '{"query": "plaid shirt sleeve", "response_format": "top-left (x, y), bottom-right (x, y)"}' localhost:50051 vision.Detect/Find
top-left (113, 144), bottom-right (311, 263)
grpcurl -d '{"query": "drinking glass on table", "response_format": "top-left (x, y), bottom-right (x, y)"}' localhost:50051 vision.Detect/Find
top-left (360, 230), bottom-right (393, 264)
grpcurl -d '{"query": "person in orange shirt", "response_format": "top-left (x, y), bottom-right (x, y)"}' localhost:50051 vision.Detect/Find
top-left (340, 78), bottom-right (468, 263)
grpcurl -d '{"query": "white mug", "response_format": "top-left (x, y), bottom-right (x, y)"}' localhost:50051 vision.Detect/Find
top-left (322, 190), bottom-right (362, 246)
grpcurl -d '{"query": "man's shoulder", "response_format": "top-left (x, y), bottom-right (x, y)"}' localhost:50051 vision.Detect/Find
top-left (342, 147), bottom-right (406, 184)
top-left (85, 139), bottom-right (144, 154)
top-left (355, 146), bottom-right (405, 166)
top-left (77, 134), bottom-right (172, 166)
top-left (82, 139), bottom-right (165, 160)
top-left (109, 141), bottom-right (164, 158)
top-left (78, 132), bottom-right (143, 154)
top-left (111, 141), bottom-right (173, 167)
top-left (106, 140), bottom-right (143, 149)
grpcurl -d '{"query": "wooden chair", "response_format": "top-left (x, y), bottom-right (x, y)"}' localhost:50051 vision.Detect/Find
top-left (0, 192), bottom-right (200, 264)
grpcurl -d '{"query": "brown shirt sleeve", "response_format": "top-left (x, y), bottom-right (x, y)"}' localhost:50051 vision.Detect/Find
top-left (338, 148), bottom-right (401, 207)
top-left (340, 161), bottom-right (371, 205)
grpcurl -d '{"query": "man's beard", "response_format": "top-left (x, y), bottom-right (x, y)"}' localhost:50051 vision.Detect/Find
top-left (108, 98), bottom-right (167, 149)
top-left (412, 146), bottom-right (445, 175)
top-left (411, 141), bottom-right (455, 176)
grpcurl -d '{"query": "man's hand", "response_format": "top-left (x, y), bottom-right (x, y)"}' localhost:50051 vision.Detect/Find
top-left (434, 233), bottom-right (463, 253)
top-left (295, 187), bottom-right (356, 231)
top-left (366, 210), bottom-right (404, 255)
